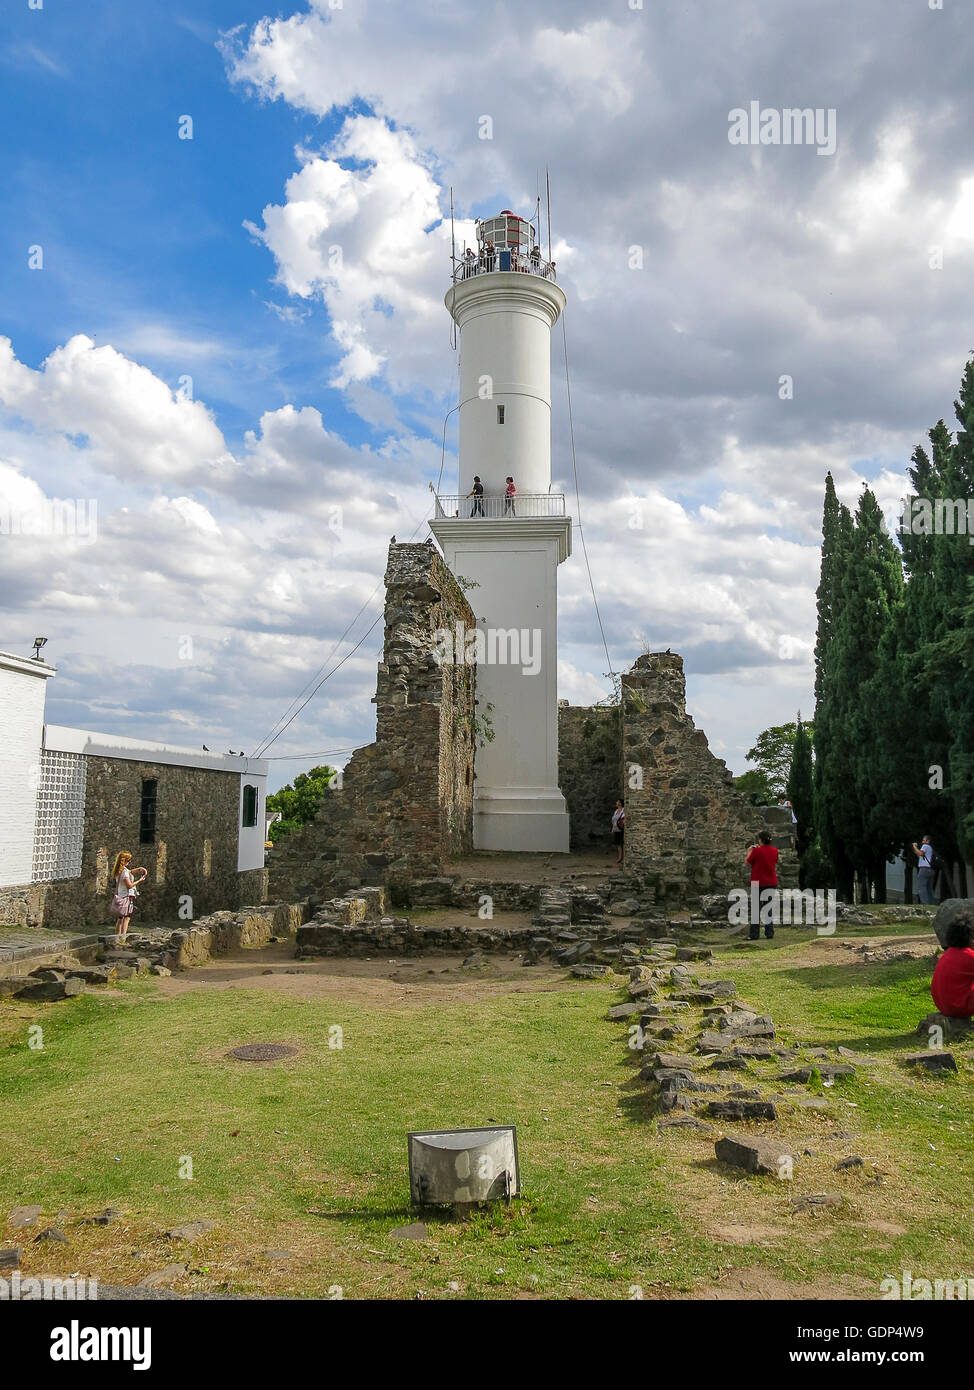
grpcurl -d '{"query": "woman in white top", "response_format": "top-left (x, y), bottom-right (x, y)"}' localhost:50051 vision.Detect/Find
top-left (110, 850), bottom-right (147, 938)
top-left (611, 800), bottom-right (625, 868)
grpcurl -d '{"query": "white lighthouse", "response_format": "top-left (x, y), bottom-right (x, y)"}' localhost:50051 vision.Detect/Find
top-left (430, 209), bottom-right (572, 852)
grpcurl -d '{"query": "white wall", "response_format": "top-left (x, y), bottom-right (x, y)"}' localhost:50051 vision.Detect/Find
top-left (432, 519), bottom-right (571, 852)
top-left (238, 773), bottom-right (268, 872)
top-left (449, 273), bottom-right (566, 498)
top-left (0, 653), bottom-right (55, 887)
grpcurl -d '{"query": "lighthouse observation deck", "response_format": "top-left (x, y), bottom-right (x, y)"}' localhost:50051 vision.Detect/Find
top-left (452, 209), bottom-right (556, 284)
top-left (432, 491), bottom-right (566, 519)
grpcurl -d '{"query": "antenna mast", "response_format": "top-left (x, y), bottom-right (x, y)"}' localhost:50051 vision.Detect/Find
top-left (545, 168), bottom-right (552, 262)
top-left (449, 186), bottom-right (457, 351)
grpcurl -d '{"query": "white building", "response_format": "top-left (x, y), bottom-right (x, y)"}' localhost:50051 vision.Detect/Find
top-left (0, 646), bottom-right (267, 925)
top-left (430, 210), bottom-right (572, 852)
top-left (0, 650), bottom-right (57, 888)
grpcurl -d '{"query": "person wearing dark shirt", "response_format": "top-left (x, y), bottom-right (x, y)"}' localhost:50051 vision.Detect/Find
top-left (468, 476), bottom-right (485, 517)
top-left (746, 831), bottom-right (779, 941)
top-left (931, 915), bottom-right (974, 1018)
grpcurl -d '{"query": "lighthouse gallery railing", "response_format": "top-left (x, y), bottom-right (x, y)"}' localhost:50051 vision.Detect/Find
top-left (432, 493), bottom-right (566, 520)
top-left (451, 251), bottom-right (556, 283)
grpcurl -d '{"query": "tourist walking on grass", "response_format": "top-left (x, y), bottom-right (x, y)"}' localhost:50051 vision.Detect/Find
top-left (912, 835), bottom-right (937, 905)
top-left (110, 851), bottom-right (146, 938)
top-left (746, 831), bottom-right (779, 941)
top-left (612, 799), bottom-right (625, 868)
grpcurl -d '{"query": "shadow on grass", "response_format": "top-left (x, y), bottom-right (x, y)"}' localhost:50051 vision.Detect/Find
top-left (307, 1206), bottom-right (447, 1224)
top-left (769, 956), bottom-right (934, 992)
top-left (617, 1089), bottom-right (660, 1125)
top-left (818, 1032), bottom-right (928, 1055)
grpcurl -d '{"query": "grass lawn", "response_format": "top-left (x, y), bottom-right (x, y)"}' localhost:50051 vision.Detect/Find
top-left (1, 918), bottom-right (971, 1300)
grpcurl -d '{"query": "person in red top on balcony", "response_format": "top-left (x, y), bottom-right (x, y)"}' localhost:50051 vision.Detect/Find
top-left (746, 831), bottom-right (779, 941)
top-left (931, 915), bottom-right (974, 1018)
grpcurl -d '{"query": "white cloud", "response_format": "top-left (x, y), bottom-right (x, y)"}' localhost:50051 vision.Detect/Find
top-left (245, 115), bottom-right (474, 390)
top-left (0, 336), bottom-right (232, 485)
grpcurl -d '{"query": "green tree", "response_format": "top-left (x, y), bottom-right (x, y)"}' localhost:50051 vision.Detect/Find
top-left (744, 723), bottom-right (802, 802)
top-left (813, 474), bottom-right (857, 899)
top-left (266, 765), bottom-right (337, 843)
top-left (786, 716), bottom-right (814, 869)
top-left (845, 487), bottom-right (905, 900)
top-left (813, 356), bottom-right (974, 900)
top-left (911, 363), bottom-right (974, 867)
top-left (734, 768), bottom-right (775, 806)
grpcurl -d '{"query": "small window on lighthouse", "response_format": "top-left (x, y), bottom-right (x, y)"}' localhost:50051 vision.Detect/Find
top-left (497, 404), bottom-right (505, 424)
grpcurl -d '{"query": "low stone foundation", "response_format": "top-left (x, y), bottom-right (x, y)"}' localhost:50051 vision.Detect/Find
top-left (297, 919), bottom-right (683, 959)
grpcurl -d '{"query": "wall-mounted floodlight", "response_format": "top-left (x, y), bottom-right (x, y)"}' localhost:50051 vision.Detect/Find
top-left (32, 637), bottom-right (48, 661)
top-left (408, 1125), bottom-right (520, 1208)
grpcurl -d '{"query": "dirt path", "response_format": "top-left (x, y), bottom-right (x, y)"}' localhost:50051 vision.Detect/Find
top-left (448, 848), bottom-right (622, 883)
top-left (153, 941), bottom-right (571, 1006)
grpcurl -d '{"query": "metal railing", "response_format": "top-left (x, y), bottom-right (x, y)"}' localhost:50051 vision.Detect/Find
top-left (451, 250), bottom-right (556, 284)
top-left (433, 493), bottom-right (566, 519)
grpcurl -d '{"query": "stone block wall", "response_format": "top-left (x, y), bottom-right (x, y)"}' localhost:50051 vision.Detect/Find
top-left (621, 652), bottom-right (766, 901)
top-left (1, 759), bottom-right (265, 931)
top-left (268, 540), bottom-right (477, 898)
top-left (558, 703), bottom-right (623, 848)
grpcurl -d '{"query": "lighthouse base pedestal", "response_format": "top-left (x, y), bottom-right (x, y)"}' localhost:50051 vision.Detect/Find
top-left (473, 786), bottom-right (570, 853)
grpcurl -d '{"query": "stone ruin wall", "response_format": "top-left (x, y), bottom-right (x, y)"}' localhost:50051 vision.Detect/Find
top-left (268, 540), bottom-right (476, 900)
top-left (559, 652), bottom-right (796, 902)
top-left (621, 652), bottom-right (771, 899)
top-left (557, 703), bottom-right (623, 849)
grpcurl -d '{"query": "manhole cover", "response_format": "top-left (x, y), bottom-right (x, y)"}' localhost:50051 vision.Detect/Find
top-left (227, 1043), bottom-right (299, 1062)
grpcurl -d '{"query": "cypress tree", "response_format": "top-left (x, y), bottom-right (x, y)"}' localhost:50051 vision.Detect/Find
top-left (896, 431), bottom-right (958, 886)
top-left (845, 489), bottom-right (904, 899)
top-left (925, 361), bottom-right (974, 867)
top-left (786, 715), bottom-right (814, 883)
top-left (814, 473), bottom-right (843, 706)
top-left (813, 477), bottom-right (856, 898)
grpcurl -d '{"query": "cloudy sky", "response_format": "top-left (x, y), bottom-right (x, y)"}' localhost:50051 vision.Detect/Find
top-left (2, 0), bottom-right (972, 790)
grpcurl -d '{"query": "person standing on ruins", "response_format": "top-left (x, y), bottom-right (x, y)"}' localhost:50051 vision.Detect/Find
top-left (746, 831), bottom-right (779, 940)
top-left (611, 799), bottom-right (625, 867)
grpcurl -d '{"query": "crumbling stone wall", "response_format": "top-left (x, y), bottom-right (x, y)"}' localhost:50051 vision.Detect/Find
top-left (558, 703), bottom-right (623, 849)
top-left (621, 652), bottom-right (766, 901)
top-left (268, 540), bottom-right (477, 897)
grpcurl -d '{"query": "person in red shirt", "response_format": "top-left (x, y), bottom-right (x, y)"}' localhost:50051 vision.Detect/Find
top-left (746, 831), bottom-right (779, 941)
top-left (931, 916), bottom-right (974, 1018)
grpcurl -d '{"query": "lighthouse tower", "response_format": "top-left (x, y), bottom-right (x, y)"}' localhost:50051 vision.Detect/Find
top-left (430, 210), bottom-right (571, 852)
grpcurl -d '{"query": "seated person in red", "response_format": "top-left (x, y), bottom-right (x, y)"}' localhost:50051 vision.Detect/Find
top-left (931, 915), bottom-right (974, 1019)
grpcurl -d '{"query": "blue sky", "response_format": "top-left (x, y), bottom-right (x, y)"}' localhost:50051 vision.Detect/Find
top-left (1, 2), bottom-right (357, 446)
top-left (2, 0), bottom-right (973, 790)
